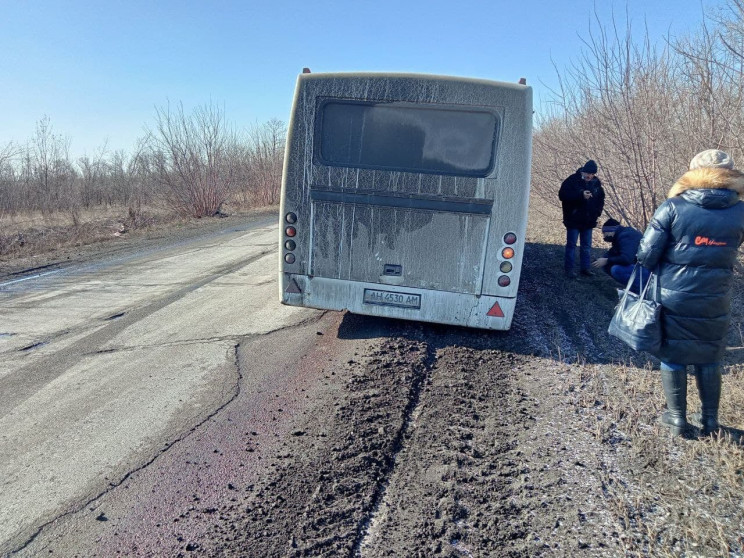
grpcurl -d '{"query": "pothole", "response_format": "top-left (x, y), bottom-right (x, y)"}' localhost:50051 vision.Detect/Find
top-left (105, 312), bottom-right (126, 321)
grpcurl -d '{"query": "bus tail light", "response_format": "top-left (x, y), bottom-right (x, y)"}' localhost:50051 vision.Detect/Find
top-left (284, 213), bottom-right (298, 265)
top-left (498, 234), bottom-right (517, 288)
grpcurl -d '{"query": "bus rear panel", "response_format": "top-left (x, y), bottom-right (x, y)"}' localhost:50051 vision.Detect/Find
top-left (279, 72), bottom-right (532, 330)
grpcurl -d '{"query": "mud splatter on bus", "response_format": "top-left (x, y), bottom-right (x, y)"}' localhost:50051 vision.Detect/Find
top-left (279, 71), bottom-right (532, 330)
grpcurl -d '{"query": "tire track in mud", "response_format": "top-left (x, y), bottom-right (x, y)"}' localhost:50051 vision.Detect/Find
top-left (349, 340), bottom-right (436, 555)
top-left (193, 323), bottom-right (558, 557)
top-left (194, 240), bottom-right (639, 557)
top-left (193, 330), bottom-right (555, 557)
top-left (198, 334), bottom-right (436, 557)
top-left (357, 345), bottom-right (538, 557)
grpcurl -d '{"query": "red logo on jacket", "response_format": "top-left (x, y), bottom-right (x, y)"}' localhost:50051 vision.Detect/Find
top-left (695, 236), bottom-right (727, 246)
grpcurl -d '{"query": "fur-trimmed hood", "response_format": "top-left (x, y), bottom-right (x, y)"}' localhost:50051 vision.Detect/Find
top-left (668, 167), bottom-right (744, 198)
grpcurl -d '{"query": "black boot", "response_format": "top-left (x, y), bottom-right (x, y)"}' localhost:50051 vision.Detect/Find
top-left (694, 365), bottom-right (722, 436)
top-left (660, 368), bottom-right (688, 436)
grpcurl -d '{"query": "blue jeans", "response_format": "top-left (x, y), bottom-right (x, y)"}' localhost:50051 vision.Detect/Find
top-left (661, 362), bottom-right (719, 374)
top-left (607, 264), bottom-right (650, 294)
top-left (565, 228), bottom-right (593, 272)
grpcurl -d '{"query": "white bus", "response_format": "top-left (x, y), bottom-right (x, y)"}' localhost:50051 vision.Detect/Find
top-left (278, 72), bottom-right (532, 330)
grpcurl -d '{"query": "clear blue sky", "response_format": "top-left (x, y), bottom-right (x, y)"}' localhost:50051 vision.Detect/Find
top-left (0, 0), bottom-right (715, 159)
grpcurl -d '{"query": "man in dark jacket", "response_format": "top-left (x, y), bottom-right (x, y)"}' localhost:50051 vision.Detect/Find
top-left (559, 160), bottom-right (605, 278)
top-left (636, 149), bottom-right (744, 437)
top-left (592, 218), bottom-right (647, 292)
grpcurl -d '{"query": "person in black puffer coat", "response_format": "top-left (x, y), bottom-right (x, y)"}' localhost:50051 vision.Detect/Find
top-left (636, 149), bottom-right (744, 437)
top-left (559, 160), bottom-right (605, 278)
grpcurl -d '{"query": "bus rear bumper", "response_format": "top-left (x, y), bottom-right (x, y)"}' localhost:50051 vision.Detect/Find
top-left (280, 275), bottom-right (516, 331)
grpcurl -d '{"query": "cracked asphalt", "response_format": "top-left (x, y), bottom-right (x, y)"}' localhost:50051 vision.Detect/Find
top-left (0, 213), bottom-right (320, 555)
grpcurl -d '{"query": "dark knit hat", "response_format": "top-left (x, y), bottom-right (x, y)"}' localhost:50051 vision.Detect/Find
top-left (580, 160), bottom-right (598, 174)
top-left (602, 218), bottom-right (620, 233)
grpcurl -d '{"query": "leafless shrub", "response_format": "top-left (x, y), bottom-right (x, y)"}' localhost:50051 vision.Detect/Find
top-left (1, 109), bottom-right (285, 262)
top-left (144, 101), bottom-right (241, 218)
top-left (533, 14), bottom-right (683, 230)
top-left (1, 104), bottom-right (285, 227)
top-left (78, 144), bottom-right (110, 209)
top-left (533, 1), bottom-right (744, 229)
top-left (244, 118), bottom-right (286, 207)
top-left (22, 116), bottom-right (76, 216)
top-left (109, 140), bottom-right (154, 228)
top-left (0, 141), bottom-right (22, 219)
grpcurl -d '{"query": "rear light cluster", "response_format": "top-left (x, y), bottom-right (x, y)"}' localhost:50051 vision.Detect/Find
top-left (284, 212), bottom-right (297, 264)
top-left (498, 232), bottom-right (518, 287)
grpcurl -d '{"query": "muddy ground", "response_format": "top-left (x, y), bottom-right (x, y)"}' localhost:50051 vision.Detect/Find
top-left (6, 209), bottom-right (744, 557)
top-left (183, 238), bottom-right (653, 558)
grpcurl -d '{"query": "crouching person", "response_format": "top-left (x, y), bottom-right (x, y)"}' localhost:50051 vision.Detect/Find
top-left (636, 149), bottom-right (744, 437)
top-left (592, 218), bottom-right (648, 293)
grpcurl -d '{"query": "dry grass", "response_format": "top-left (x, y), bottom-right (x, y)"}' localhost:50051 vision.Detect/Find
top-left (528, 193), bottom-right (744, 557)
top-left (0, 201), bottom-right (265, 268)
top-left (528, 199), bottom-right (744, 557)
top-left (0, 206), bottom-right (165, 261)
top-left (589, 363), bottom-right (744, 557)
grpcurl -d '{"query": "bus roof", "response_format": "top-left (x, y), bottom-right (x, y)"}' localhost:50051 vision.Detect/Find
top-left (296, 71), bottom-right (531, 92)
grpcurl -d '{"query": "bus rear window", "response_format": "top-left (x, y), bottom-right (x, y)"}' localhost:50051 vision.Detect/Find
top-left (317, 101), bottom-right (499, 177)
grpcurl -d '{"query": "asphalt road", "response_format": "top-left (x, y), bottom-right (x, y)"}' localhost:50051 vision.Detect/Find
top-left (0, 214), bottom-right (330, 554)
top-left (8, 211), bottom-right (737, 556)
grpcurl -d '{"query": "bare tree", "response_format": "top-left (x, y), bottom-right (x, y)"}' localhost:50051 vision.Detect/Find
top-left (146, 101), bottom-right (240, 217)
top-left (675, 0), bottom-right (744, 155)
top-left (0, 140), bottom-right (19, 168)
top-left (533, 1), bottom-right (744, 229)
top-left (25, 116), bottom-right (76, 216)
top-left (244, 118), bottom-right (286, 207)
top-left (77, 142), bottom-right (109, 208)
top-left (109, 139), bottom-right (154, 228)
top-left (0, 141), bottom-right (22, 216)
top-left (534, 12), bottom-right (675, 228)
top-left (1, 108), bottom-right (285, 222)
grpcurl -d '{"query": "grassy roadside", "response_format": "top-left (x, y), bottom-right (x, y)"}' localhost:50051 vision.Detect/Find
top-left (0, 207), bottom-right (169, 260)
top-left (529, 198), bottom-right (744, 557)
top-left (0, 203), bottom-right (279, 276)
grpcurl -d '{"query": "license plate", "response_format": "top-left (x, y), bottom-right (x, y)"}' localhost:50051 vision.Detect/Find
top-left (363, 288), bottom-right (421, 309)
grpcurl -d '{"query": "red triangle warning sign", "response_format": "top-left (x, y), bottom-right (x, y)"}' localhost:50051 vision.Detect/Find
top-left (285, 278), bottom-right (302, 294)
top-left (487, 302), bottom-right (504, 317)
